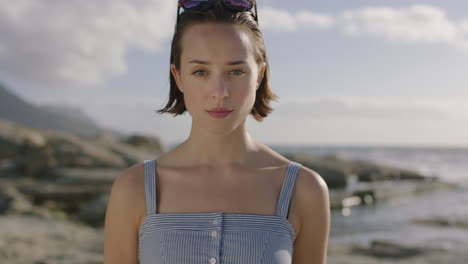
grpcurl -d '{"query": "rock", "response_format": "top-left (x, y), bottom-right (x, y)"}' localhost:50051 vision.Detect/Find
top-left (411, 217), bottom-right (468, 229)
top-left (0, 159), bottom-right (19, 178)
top-left (328, 240), bottom-right (466, 264)
top-left (356, 167), bottom-right (382, 182)
top-left (0, 119), bottom-right (47, 159)
top-left (17, 181), bottom-right (111, 208)
top-left (15, 140), bottom-right (58, 178)
top-left (354, 163), bottom-right (426, 182)
top-left (0, 215), bottom-right (103, 264)
top-left (312, 167), bottom-right (347, 189)
top-left (399, 169), bottom-right (426, 180)
top-left (43, 130), bottom-right (127, 168)
top-left (120, 134), bottom-right (164, 153)
top-left (77, 193), bottom-right (109, 227)
top-left (351, 239), bottom-right (424, 258)
top-left (283, 152), bottom-right (348, 189)
top-left (0, 182), bottom-right (36, 215)
top-left (352, 180), bottom-right (455, 204)
top-left (1, 166), bottom-right (119, 225)
top-left (281, 151), bottom-right (432, 189)
top-left (53, 167), bottom-right (121, 185)
top-left (0, 120), bottom-right (57, 178)
top-left (92, 133), bottom-right (161, 168)
top-left (0, 120), bottom-right (133, 178)
top-left (0, 185), bottom-right (14, 214)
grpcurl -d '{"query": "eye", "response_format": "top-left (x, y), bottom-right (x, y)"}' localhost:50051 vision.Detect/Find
top-left (192, 70), bottom-right (207, 76)
top-left (231, 69), bottom-right (246, 76)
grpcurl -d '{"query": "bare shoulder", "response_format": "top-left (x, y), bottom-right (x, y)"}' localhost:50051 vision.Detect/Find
top-left (295, 165), bottom-right (330, 217)
top-left (113, 162), bottom-right (144, 189)
top-left (103, 162), bottom-right (146, 264)
top-left (291, 164), bottom-right (331, 264)
top-left (106, 162), bottom-right (147, 228)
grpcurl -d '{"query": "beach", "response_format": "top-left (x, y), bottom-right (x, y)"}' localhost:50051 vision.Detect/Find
top-left (1, 125), bottom-right (467, 263)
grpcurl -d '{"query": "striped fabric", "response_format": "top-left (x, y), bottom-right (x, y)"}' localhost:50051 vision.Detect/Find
top-left (138, 159), bottom-right (301, 264)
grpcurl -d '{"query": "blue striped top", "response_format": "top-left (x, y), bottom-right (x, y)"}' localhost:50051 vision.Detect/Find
top-left (138, 159), bottom-right (301, 264)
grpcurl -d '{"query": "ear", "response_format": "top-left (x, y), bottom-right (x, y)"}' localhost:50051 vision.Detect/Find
top-left (170, 64), bottom-right (183, 93)
top-left (257, 62), bottom-right (266, 90)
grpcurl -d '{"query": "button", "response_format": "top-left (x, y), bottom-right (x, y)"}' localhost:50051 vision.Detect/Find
top-left (212, 219), bottom-right (220, 225)
top-left (211, 231), bottom-right (217, 237)
top-left (209, 257), bottom-right (217, 264)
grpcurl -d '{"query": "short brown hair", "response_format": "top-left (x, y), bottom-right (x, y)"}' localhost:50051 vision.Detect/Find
top-left (156, 3), bottom-right (279, 122)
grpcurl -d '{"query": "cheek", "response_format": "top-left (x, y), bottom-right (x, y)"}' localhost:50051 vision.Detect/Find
top-left (179, 77), bottom-right (203, 112)
top-left (237, 84), bottom-right (253, 99)
top-left (234, 79), bottom-right (257, 109)
top-left (182, 87), bottom-right (201, 113)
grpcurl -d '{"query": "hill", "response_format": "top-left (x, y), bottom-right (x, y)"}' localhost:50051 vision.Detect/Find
top-left (0, 83), bottom-right (108, 138)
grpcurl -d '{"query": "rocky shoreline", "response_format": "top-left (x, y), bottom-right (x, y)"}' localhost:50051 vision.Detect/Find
top-left (327, 239), bottom-right (468, 264)
top-left (1, 119), bottom-right (463, 263)
top-left (2, 213), bottom-right (467, 264)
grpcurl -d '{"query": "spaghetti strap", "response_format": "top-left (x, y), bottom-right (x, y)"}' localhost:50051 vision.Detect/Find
top-left (275, 161), bottom-right (301, 219)
top-left (143, 159), bottom-right (157, 216)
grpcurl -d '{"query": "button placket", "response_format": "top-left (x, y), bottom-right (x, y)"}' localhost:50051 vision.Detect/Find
top-left (209, 215), bottom-right (222, 264)
top-left (211, 218), bottom-right (220, 238)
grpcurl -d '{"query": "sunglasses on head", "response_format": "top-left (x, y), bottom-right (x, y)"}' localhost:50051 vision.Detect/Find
top-left (177, 0), bottom-right (258, 25)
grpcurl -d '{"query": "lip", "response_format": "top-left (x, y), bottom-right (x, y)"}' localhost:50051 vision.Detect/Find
top-left (207, 107), bottom-right (233, 112)
top-left (206, 109), bottom-right (233, 119)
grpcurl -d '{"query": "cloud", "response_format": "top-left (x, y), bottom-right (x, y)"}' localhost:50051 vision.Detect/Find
top-left (261, 5), bottom-right (468, 52)
top-left (272, 97), bottom-right (458, 121)
top-left (0, 0), bottom-right (174, 86)
top-left (297, 11), bottom-right (335, 30)
top-left (340, 5), bottom-right (465, 47)
top-left (260, 7), bottom-right (334, 32)
top-left (259, 7), bottom-right (298, 31)
top-left (461, 19), bottom-right (468, 33)
top-left (1, 2), bottom-right (468, 88)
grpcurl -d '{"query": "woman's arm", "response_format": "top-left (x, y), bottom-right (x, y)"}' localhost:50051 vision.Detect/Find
top-left (292, 167), bottom-right (331, 264)
top-left (104, 167), bottom-right (141, 264)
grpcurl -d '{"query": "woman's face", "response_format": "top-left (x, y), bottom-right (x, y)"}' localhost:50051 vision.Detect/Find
top-left (171, 23), bottom-right (265, 131)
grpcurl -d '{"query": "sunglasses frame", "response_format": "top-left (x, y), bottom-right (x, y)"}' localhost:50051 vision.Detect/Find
top-left (176, 0), bottom-right (258, 25)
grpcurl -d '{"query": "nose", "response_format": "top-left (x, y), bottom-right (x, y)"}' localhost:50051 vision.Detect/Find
top-left (211, 75), bottom-right (229, 99)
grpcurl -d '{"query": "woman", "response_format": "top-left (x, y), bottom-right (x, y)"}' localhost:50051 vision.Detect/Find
top-left (104, 1), bottom-right (330, 263)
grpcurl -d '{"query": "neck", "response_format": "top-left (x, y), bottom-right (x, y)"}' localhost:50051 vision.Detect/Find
top-left (179, 121), bottom-right (261, 168)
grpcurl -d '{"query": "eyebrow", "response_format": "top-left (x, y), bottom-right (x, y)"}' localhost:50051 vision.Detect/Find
top-left (188, 59), bottom-right (247, 66)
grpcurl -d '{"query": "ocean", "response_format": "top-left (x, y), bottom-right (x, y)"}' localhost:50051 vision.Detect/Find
top-left (271, 145), bottom-right (468, 251)
top-left (271, 145), bottom-right (468, 184)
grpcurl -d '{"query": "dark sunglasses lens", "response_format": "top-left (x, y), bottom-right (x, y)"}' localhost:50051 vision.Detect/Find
top-left (225, 0), bottom-right (253, 10)
top-left (182, 0), bottom-right (211, 9)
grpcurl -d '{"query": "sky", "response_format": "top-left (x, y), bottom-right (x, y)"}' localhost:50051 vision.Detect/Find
top-left (0, 0), bottom-right (467, 147)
